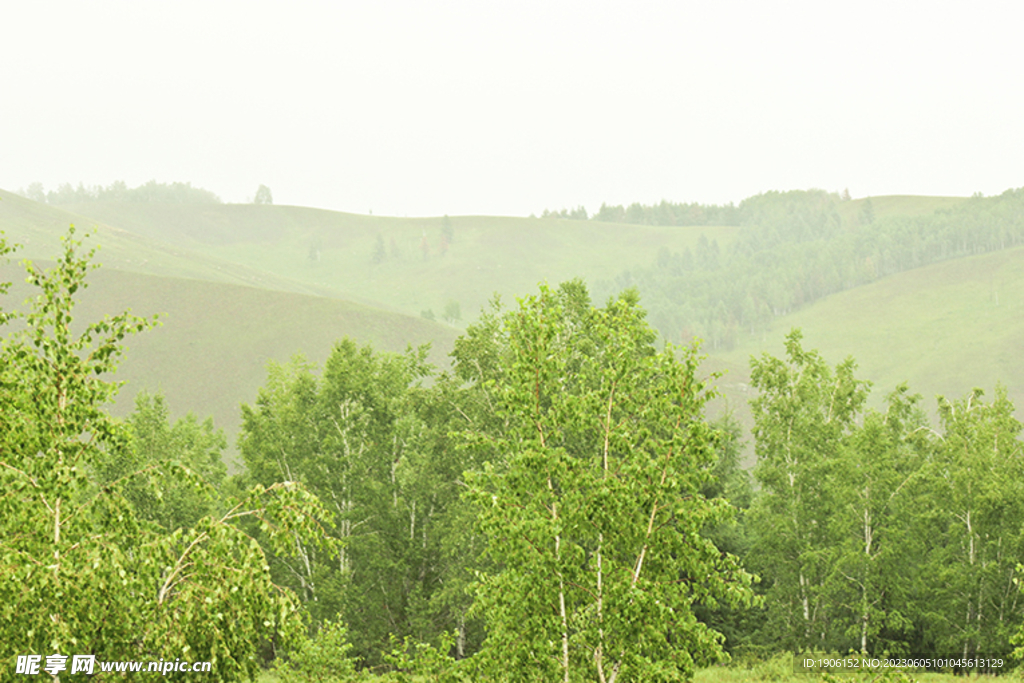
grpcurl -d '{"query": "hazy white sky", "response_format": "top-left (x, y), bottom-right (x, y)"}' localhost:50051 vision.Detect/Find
top-left (2, 1), bottom-right (1021, 217)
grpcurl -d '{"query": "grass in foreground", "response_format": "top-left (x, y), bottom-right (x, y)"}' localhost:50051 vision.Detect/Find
top-left (250, 660), bottom-right (1014, 683)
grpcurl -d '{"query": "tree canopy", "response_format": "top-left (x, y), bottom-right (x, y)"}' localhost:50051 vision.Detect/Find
top-left (0, 228), bottom-right (336, 680)
top-left (458, 282), bottom-right (756, 682)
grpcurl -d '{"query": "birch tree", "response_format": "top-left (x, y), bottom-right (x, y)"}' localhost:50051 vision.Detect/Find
top-left (747, 329), bottom-right (868, 649)
top-left (239, 339), bottom-right (468, 665)
top-left (921, 387), bottom-right (1024, 657)
top-left (463, 281), bottom-right (755, 683)
top-left (826, 386), bottom-right (927, 654)
top-left (0, 228), bottom-right (338, 681)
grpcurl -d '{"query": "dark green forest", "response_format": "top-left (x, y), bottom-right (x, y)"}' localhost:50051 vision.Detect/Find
top-left (3, 221), bottom-right (1024, 682)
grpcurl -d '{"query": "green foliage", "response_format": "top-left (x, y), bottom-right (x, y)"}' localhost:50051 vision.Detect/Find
top-left (753, 652), bottom-right (799, 682)
top-left (747, 331), bottom-right (1024, 657)
top-left (14, 191), bottom-right (741, 339)
top-left (18, 181), bottom-right (46, 203)
top-left (255, 184), bottom-right (275, 205)
top-left (461, 281), bottom-right (756, 682)
top-left (380, 632), bottom-right (460, 683)
top-left (696, 415), bottom-right (760, 654)
top-left (442, 299), bottom-right (460, 324)
top-left (22, 179), bottom-right (222, 205)
top-left (823, 386), bottom-right (928, 654)
top-left (818, 670), bottom-right (919, 683)
top-left (274, 620), bottom-right (359, 683)
top-left (239, 340), bottom-right (472, 665)
top-left (702, 414), bottom-right (753, 509)
top-left (747, 329), bottom-right (870, 649)
top-left (93, 392), bottom-right (228, 532)
top-left (859, 198), bottom-right (875, 225)
top-left (541, 205), bottom-right (589, 221)
top-left (920, 387), bottom-right (1024, 656)
top-left (589, 200), bottom-right (739, 226)
top-left (0, 227), bottom-right (338, 681)
top-left (0, 230), bottom-right (14, 325)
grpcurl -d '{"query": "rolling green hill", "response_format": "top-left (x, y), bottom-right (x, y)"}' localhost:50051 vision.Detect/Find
top-left (0, 190), bottom-right (324, 295)
top-left (57, 200), bottom-right (743, 320)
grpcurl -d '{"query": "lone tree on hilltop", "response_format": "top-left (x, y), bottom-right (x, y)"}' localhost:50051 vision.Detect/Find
top-left (254, 184), bottom-right (273, 205)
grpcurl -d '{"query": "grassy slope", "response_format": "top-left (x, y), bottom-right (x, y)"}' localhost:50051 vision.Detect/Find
top-left (0, 190), bottom-right (322, 294)
top-left (60, 201), bottom-right (743, 319)
top-left (0, 261), bottom-right (459, 467)
top-left (708, 244), bottom-right (1024, 464)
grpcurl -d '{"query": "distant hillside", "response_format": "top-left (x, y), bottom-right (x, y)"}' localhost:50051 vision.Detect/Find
top-left (0, 190), bottom-right (321, 295)
top-left (706, 244), bottom-right (1024, 465)
top-left (721, 243), bottom-right (1024, 406)
top-left (600, 189), bottom-right (1021, 349)
top-left (55, 200), bottom-right (743, 320)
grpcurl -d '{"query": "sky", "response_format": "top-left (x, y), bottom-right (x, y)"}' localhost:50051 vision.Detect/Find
top-left (2, 1), bottom-right (1022, 217)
